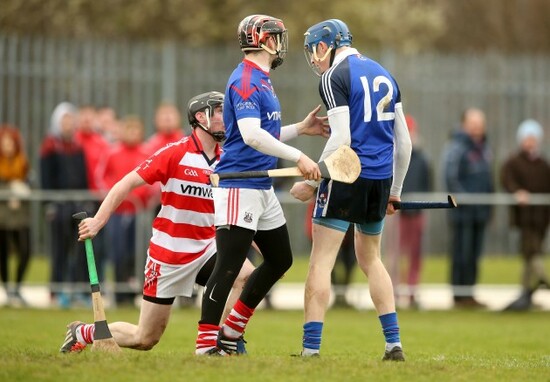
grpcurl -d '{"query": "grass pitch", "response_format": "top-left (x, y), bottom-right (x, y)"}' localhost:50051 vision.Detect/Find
top-left (0, 307), bottom-right (548, 382)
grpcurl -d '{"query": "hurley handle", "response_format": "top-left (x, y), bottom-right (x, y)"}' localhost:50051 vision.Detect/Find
top-left (72, 211), bottom-right (99, 286)
top-left (392, 195), bottom-right (458, 210)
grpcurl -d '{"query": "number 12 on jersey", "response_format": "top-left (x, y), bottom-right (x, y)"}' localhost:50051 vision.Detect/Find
top-left (360, 75), bottom-right (395, 123)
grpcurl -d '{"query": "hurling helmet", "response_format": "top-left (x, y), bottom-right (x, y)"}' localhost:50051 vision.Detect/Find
top-left (187, 91), bottom-right (226, 141)
top-left (238, 14), bottom-right (288, 69)
top-left (304, 19), bottom-right (353, 75)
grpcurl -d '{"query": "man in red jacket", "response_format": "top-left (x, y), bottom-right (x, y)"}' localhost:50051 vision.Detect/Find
top-left (144, 102), bottom-right (185, 155)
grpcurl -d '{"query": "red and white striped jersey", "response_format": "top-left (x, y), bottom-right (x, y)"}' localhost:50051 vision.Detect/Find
top-left (136, 130), bottom-right (221, 265)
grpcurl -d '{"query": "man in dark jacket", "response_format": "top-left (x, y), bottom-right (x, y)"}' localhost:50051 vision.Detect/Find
top-left (443, 108), bottom-right (493, 308)
top-left (40, 102), bottom-right (89, 308)
top-left (501, 119), bottom-right (550, 311)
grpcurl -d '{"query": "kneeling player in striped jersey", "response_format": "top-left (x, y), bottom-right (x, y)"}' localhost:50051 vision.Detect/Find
top-left (60, 91), bottom-right (255, 353)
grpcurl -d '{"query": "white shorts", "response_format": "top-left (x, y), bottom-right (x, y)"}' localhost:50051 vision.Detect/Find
top-left (142, 251), bottom-right (215, 299)
top-left (213, 187), bottom-right (286, 231)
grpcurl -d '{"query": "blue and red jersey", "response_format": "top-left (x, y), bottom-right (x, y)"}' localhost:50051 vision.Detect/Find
top-left (215, 59), bottom-right (282, 190)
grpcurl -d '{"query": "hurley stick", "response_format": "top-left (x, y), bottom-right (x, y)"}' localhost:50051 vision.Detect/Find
top-left (72, 212), bottom-right (121, 353)
top-left (392, 194), bottom-right (458, 210)
top-left (210, 145), bottom-right (361, 187)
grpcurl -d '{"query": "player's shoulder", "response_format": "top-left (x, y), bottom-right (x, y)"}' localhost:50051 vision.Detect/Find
top-left (231, 60), bottom-right (265, 83)
top-left (150, 136), bottom-right (190, 158)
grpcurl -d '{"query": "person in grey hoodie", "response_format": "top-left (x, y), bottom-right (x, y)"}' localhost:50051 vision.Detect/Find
top-left (40, 102), bottom-right (89, 308)
top-left (443, 108), bottom-right (493, 308)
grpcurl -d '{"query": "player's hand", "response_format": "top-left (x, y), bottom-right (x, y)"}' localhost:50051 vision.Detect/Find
top-left (386, 195), bottom-right (400, 216)
top-left (297, 105), bottom-right (330, 138)
top-left (78, 217), bottom-right (101, 241)
top-left (290, 181), bottom-right (316, 202)
top-left (297, 154), bottom-right (321, 181)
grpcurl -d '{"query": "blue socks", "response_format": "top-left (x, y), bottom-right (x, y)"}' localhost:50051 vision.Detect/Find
top-left (303, 315), bottom-right (401, 355)
top-left (379, 312), bottom-right (401, 345)
top-left (302, 321), bottom-right (323, 354)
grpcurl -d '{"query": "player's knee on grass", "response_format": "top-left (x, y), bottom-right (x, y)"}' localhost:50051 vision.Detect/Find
top-left (135, 334), bottom-right (161, 351)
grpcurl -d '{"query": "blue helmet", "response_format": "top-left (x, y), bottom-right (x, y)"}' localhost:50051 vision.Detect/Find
top-left (304, 19), bottom-right (352, 53)
top-left (304, 19), bottom-right (352, 75)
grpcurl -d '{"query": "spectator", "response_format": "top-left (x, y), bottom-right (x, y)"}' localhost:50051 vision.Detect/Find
top-left (75, 105), bottom-right (110, 192)
top-left (97, 106), bottom-right (121, 144)
top-left (96, 115), bottom-right (154, 306)
top-left (386, 115), bottom-right (432, 309)
top-left (0, 125), bottom-right (31, 307)
top-left (501, 119), bottom-right (550, 311)
top-left (443, 108), bottom-right (493, 309)
top-left (75, 105), bottom-right (111, 281)
top-left (40, 102), bottom-right (89, 308)
top-left (144, 102), bottom-right (184, 217)
top-left (144, 102), bottom-right (184, 155)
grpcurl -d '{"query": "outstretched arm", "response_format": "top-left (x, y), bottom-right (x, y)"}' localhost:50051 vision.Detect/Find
top-left (238, 118), bottom-right (321, 181)
top-left (77, 171), bottom-right (146, 240)
top-left (280, 105), bottom-right (330, 142)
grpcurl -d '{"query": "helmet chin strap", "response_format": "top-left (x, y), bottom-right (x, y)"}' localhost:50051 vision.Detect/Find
top-left (271, 57), bottom-right (284, 70)
top-left (329, 48), bottom-right (337, 67)
top-left (197, 113), bottom-right (226, 142)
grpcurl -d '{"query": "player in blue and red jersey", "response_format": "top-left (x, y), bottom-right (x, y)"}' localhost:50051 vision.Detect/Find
top-left (290, 19), bottom-right (412, 361)
top-left (196, 14), bottom-right (329, 355)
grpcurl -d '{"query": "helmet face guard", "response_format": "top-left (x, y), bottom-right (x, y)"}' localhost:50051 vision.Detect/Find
top-left (304, 44), bottom-right (330, 77)
top-left (304, 19), bottom-right (352, 76)
top-left (187, 91), bottom-right (226, 142)
top-left (238, 14), bottom-right (288, 69)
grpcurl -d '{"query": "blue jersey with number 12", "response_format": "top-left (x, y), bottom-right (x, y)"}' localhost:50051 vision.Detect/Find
top-left (216, 59), bottom-right (281, 190)
top-left (320, 49), bottom-right (401, 179)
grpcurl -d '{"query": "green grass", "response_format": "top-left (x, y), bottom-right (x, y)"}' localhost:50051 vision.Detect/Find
top-left (0, 307), bottom-right (548, 382)
top-left (22, 253), bottom-right (545, 285)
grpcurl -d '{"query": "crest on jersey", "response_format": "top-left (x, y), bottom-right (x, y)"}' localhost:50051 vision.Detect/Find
top-left (243, 212), bottom-right (254, 223)
top-left (317, 192), bottom-right (327, 209)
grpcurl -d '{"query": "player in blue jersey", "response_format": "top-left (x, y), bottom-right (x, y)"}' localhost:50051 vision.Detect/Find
top-left (195, 14), bottom-right (330, 355)
top-left (290, 19), bottom-right (412, 361)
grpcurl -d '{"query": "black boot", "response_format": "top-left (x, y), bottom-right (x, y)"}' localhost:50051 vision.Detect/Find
top-left (503, 290), bottom-right (532, 311)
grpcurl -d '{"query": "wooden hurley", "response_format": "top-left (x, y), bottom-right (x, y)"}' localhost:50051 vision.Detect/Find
top-left (210, 145), bottom-right (361, 187)
top-left (72, 212), bottom-right (121, 353)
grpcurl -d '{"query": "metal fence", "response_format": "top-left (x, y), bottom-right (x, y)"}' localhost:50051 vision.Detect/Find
top-left (1, 34), bottom-right (549, 257)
